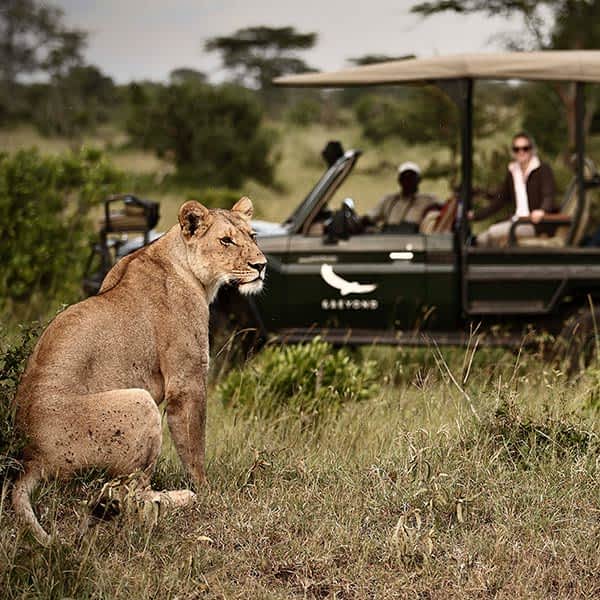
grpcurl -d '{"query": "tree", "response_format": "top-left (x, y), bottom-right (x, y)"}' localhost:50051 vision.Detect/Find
top-left (0, 0), bottom-right (86, 124)
top-left (410, 0), bottom-right (600, 153)
top-left (169, 68), bottom-right (206, 85)
top-left (348, 54), bottom-right (415, 66)
top-left (126, 82), bottom-right (276, 188)
top-left (205, 26), bottom-right (317, 103)
top-left (30, 65), bottom-right (118, 137)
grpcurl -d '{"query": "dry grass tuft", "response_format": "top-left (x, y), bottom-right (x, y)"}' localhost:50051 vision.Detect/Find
top-left (2, 343), bottom-right (600, 598)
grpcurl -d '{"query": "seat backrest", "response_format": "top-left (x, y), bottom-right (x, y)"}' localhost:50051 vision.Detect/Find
top-left (554, 175), bottom-right (591, 246)
top-left (433, 196), bottom-right (458, 233)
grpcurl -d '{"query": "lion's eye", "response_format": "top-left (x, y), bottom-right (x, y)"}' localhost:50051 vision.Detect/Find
top-left (220, 236), bottom-right (234, 246)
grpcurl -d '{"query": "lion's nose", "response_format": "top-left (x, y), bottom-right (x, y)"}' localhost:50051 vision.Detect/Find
top-left (249, 261), bottom-right (266, 275)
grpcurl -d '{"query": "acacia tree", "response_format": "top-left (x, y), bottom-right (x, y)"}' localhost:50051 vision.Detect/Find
top-left (410, 0), bottom-right (600, 153)
top-left (205, 26), bottom-right (317, 105)
top-left (0, 0), bottom-right (85, 82)
top-left (0, 0), bottom-right (86, 124)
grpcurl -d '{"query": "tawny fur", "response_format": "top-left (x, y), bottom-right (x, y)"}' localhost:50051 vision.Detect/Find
top-left (12, 197), bottom-right (266, 545)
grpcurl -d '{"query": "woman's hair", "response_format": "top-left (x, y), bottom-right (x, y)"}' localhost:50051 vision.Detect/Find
top-left (512, 131), bottom-right (537, 151)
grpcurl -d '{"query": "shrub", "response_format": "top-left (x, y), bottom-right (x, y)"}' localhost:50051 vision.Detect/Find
top-left (0, 323), bottom-right (42, 479)
top-left (522, 82), bottom-right (567, 157)
top-left (126, 81), bottom-right (277, 188)
top-left (478, 400), bottom-right (598, 467)
top-left (354, 94), bottom-right (406, 143)
top-left (0, 148), bottom-right (124, 317)
top-left (217, 338), bottom-right (379, 420)
top-left (284, 98), bottom-right (321, 126)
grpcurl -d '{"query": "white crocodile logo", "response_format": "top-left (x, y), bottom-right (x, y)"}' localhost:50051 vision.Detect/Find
top-left (320, 264), bottom-right (377, 296)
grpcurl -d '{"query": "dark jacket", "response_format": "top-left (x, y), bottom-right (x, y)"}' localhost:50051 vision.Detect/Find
top-left (474, 161), bottom-right (557, 222)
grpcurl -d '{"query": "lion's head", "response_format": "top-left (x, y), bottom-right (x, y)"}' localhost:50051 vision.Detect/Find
top-left (178, 197), bottom-right (266, 300)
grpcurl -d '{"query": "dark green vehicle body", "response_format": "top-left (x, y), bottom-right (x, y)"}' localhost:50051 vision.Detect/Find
top-left (84, 52), bottom-right (600, 360)
top-left (228, 148), bottom-right (600, 349)
top-left (216, 52), bottom-right (600, 351)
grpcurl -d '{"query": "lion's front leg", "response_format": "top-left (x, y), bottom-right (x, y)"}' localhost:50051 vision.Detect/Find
top-left (164, 378), bottom-right (208, 488)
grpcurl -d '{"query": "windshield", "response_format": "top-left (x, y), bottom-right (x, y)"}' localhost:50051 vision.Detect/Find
top-left (284, 151), bottom-right (361, 230)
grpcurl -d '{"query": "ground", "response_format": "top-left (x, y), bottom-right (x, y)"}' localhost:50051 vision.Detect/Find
top-left (2, 123), bottom-right (600, 599)
top-left (2, 343), bottom-right (600, 598)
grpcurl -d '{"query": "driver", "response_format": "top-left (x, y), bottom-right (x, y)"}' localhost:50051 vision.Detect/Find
top-left (364, 162), bottom-right (440, 233)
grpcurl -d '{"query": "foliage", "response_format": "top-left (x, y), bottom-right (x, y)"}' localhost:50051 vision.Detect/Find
top-left (410, 0), bottom-right (600, 152)
top-left (0, 322), bottom-right (42, 479)
top-left (355, 87), bottom-right (460, 159)
top-left (0, 0), bottom-right (86, 125)
top-left (284, 97), bottom-right (322, 127)
top-left (0, 147), bottom-right (123, 315)
top-left (348, 54), bottom-right (415, 66)
top-left (168, 68), bottom-right (206, 85)
top-left (126, 81), bottom-right (276, 188)
top-left (479, 400), bottom-right (599, 467)
top-left (205, 26), bottom-right (317, 93)
top-left (197, 187), bottom-right (249, 210)
top-left (521, 82), bottom-right (567, 157)
top-left (3, 344), bottom-right (600, 596)
top-left (0, 0), bottom-right (85, 83)
top-left (218, 338), bottom-right (379, 420)
top-left (28, 65), bottom-right (118, 137)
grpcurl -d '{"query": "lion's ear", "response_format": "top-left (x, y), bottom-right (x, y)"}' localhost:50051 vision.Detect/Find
top-left (179, 201), bottom-right (211, 239)
top-left (231, 196), bottom-right (253, 219)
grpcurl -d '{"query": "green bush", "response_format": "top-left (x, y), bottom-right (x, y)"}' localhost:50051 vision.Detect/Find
top-left (217, 338), bottom-right (379, 420)
top-left (126, 81), bottom-right (277, 188)
top-left (0, 323), bottom-right (42, 479)
top-left (0, 148), bottom-right (124, 317)
top-left (354, 94), bottom-right (406, 143)
top-left (522, 82), bottom-right (567, 157)
top-left (284, 98), bottom-right (321, 126)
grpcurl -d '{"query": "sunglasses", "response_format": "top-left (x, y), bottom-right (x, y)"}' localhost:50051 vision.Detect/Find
top-left (512, 145), bottom-right (532, 153)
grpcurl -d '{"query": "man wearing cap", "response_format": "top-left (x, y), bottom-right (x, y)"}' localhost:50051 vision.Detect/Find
top-left (365, 162), bottom-right (440, 233)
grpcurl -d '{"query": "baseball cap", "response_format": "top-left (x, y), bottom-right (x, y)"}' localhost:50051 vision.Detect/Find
top-left (397, 161), bottom-right (421, 175)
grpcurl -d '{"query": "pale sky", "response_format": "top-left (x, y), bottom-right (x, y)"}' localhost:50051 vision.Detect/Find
top-left (55, 0), bottom-right (524, 84)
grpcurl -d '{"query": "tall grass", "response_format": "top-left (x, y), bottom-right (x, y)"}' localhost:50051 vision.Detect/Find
top-left (2, 337), bottom-right (600, 598)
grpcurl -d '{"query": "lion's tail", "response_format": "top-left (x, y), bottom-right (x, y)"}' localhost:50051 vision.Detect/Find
top-left (12, 465), bottom-right (50, 546)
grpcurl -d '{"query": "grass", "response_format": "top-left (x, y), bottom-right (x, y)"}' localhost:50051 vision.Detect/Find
top-left (0, 120), bottom-right (474, 230)
top-left (2, 342), bottom-right (600, 598)
top-left (3, 120), bottom-right (600, 597)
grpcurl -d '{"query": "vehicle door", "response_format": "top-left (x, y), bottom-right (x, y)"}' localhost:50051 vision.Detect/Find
top-left (284, 230), bottom-right (427, 331)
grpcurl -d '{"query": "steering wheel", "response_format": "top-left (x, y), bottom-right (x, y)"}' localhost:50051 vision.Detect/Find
top-left (324, 198), bottom-right (362, 241)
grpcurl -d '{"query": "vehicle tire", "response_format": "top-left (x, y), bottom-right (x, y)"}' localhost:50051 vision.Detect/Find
top-left (555, 306), bottom-right (600, 377)
top-left (209, 287), bottom-right (266, 376)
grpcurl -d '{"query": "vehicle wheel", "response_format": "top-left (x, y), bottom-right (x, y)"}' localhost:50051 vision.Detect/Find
top-left (209, 289), bottom-right (265, 377)
top-left (555, 306), bottom-right (600, 377)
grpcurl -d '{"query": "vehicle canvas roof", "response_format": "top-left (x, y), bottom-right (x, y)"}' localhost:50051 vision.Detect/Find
top-left (274, 51), bottom-right (600, 87)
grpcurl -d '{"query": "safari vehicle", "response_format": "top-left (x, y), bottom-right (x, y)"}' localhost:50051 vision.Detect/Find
top-left (214, 51), bottom-right (600, 372)
top-left (85, 51), bottom-right (600, 372)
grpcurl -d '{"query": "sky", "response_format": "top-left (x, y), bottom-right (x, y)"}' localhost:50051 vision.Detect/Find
top-left (54, 0), bottom-right (524, 84)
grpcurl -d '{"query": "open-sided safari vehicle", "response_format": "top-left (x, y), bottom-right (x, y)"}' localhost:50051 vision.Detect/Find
top-left (86, 51), bottom-right (600, 373)
top-left (82, 194), bottom-right (161, 296)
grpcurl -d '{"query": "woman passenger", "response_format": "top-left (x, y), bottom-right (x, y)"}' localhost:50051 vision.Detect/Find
top-left (469, 132), bottom-right (557, 247)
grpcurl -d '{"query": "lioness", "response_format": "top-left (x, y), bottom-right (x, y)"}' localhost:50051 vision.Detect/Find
top-left (12, 197), bottom-right (266, 545)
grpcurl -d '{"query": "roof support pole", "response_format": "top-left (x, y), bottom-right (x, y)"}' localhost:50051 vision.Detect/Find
top-left (459, 78), bottom-right (473, 317)
top-left (573, 81), bottom-right (585, 244)
top-left (459, 78), bottom-right (474, 238)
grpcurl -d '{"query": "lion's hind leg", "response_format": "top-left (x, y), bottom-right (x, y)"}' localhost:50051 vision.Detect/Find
top-left (13, 388), bottom-right (163, 544)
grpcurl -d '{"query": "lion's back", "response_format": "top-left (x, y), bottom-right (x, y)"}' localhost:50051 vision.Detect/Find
top-left (16, 293), bottom-right (158, 407)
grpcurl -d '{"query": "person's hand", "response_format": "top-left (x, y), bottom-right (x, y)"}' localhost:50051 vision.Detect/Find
top-left (530, 209), bottom-right (545, 224)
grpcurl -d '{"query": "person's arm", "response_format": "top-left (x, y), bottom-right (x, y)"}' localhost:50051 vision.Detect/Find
top-left (365, 195), bottom-right (389, 226)
top-left (473, 172), bottom-right (511, 221)
top-left (540, 163), bottom-right (557, 213)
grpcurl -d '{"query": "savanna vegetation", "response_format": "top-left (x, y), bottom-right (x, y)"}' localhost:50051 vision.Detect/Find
top-left (2, 0), bottom-right (600, 597)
